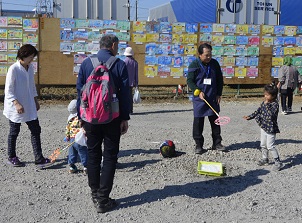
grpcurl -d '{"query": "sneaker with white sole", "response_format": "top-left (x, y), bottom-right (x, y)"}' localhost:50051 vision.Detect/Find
top-left (281, 111), bottom-right (288, 115)
top-left (257, 158), bottom-right (269, 166)
top-left (8, 157), bottom-right (23, 167)
top-left (272, 162), bottom-right (284, 171)
top-left (68, 164), bottom-right (77, 173)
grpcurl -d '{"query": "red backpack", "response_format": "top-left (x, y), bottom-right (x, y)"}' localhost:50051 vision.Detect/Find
top-left (80, 55), bottom-right (119, 124)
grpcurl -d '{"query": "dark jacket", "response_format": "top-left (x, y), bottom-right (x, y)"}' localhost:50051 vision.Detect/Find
top-left (76, 49), bottom-right (131, 121)
top-left (187, 58), bottom-right (223, 117)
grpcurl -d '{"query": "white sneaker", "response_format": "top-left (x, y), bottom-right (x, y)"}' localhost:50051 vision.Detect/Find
top-left (281, 111), bottom-right (287, 115)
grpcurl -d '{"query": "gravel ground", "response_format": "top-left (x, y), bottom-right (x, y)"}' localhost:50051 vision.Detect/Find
top-left (0, 97), bottom-right (302, 223)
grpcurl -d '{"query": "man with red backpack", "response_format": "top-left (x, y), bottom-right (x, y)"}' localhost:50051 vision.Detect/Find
top-left (76, 34), bottom-right (131, 213)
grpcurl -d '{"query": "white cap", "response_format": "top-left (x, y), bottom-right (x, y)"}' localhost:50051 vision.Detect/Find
top-left (124, 47), bottom-right (133, 56)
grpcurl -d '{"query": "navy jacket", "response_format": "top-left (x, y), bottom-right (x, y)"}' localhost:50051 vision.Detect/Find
top-left (76, 49), bottom-right (131, 121)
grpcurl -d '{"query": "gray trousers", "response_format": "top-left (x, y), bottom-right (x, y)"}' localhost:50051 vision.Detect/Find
top-left (260, 129), bottom-right (279, 160)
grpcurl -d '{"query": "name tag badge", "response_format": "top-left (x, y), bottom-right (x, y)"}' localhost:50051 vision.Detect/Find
top-left (203, 78), bottom-right (212, 85)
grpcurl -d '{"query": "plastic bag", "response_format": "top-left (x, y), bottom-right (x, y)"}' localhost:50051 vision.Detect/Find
top-left (133, 87), bottom-right (141, 104)
top-left (75, 128), bottom-right (87, 146)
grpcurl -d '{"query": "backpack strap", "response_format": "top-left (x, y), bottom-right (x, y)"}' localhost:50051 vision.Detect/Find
top-left (89, 55), bottom-right (100, 69)
top-left (106, 56), bottom-right (118, 70)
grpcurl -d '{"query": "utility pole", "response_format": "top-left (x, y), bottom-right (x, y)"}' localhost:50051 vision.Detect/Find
top-left (128, 0), bottom-right (130, 21)
top-left (135, 0), bottom-right (138, 21)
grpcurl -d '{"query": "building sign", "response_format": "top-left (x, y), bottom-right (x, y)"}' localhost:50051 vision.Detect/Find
top-left (219, 0), bottom-right (279, 25)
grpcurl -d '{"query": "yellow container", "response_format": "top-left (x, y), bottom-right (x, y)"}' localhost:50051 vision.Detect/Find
top-left (197, 161), bottom-right (224, 176)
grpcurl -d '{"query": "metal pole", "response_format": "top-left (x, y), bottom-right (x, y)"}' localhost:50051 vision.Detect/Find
top-left (135, 0), bottom-right (138, 21)
top-left (127, 0), bottom-right (130, 20)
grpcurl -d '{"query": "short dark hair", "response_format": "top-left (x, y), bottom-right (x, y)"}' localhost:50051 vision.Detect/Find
top-left (99, 34), bottom-right (119, 49)
top-left (264, 82), bottom-right (278, 100)
top-left (17, 44), bottom-right (38, 60)
top-left (198, 43), bottom-right (212, 55)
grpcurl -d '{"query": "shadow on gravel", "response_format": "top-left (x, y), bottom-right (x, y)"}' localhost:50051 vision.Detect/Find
top-left (118, 169), bottom-right (269, 208)
top-left (280, 153), bottom-right (302, 171)
top-left (130, 109), bottom-right (193, 115)
top-left (119, 148), bottom-right (159, 157)
top-left (117, 160), bottom-right (161, 171)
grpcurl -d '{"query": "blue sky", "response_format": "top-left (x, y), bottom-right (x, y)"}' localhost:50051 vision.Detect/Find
top-left (2, 0), bottom-right (171, 20)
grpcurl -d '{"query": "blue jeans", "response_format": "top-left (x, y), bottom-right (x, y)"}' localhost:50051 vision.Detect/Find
top-left (68, 141), bottom-right (88, 167)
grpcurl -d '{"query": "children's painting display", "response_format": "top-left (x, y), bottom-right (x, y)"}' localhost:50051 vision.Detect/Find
top-left (0, 16), bottom-right (39, 75)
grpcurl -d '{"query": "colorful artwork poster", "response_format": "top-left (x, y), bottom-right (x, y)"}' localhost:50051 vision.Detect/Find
top-left (199, 33), bottom-right (212, 43)
top-left (212, 35), bottom-right (224, 45)
top-left (249, 25), bottom-right (260, 34)
top-left (184, 34), bottom-right (197, 44)
top-left (213, 23), bottom-right (225, 33)
top-left (170, 67), bottom-right (183, 77)
top-left (184, 45), bottom-right (197, 55)
top-left (284, 26), bottom-right (297, 35)
top-left (159, 22), bottom-right (172, 33)
top-left (0, 29), bottom-right (7, 39)
top-left (224, 35), bottom-right (236, 45)
top-left (284, 47), bottom-right (295, 55)
top-left (274, 25), bottom-right (285, 35)
top-left (146, 43), bottom-right (158, 55)
top-left (183, 56), bottom-right (196, 67)
top-left (132, 33), bottom-right (146, 43)
top-left (7, 53), bottom-right (17, 63)
top-left (213, 56), bottom-right (223, 66)
top-left (295, 47), bottom-right (302, 55)
top-left (272, 57), bottom-right (283, 66)
top-left (247, 68), bottom-right (258, 77)
top-left (8, 29), bottom-right (22, 39)
top-left (262, 25), bottom-right (274, 35)
top-left (157, 44), bottom-right (172, 55)
top-left (261, 36), bottom-right (274, 46)
top-left (223, 57), bottom-right (235, 66)
top-left (0, 65), bottom-right (7, 76)
top-left (118, 43), bottom-right (128, 55)
top-left (158, 56), bottom-right (172, 65)
top-left (172, 22), bottom-right (185, 33)
top-left (159, 33), bottom-right (172, 42)
top-left (88, 20), bottom-right (103, 29)
top-left (247, 57), bottom-right (259, 66)
top-left (116, 32), bottom-right (130, 41)
top-left (74, 42), bottom-right (86, 52)
top-left (73, 64), bottom-right (80, 74)
top-left (222, 67), bottom-right (234, 77)
top-left (158, 66), bottom-right (171, 77)
top-left (223, 46), bottom-right (236, 56)
top-left (236, 36), bottom-right (248, 45)
top-left (186, 23), bottom-right (198, 33)
top-left (212, 46), bottom-right (224, 56)
top-left (235, 46), bottom-right (247, 56)
top-left (274, 36), bottom-right (284, 46)
top-left (284, 36), bottom-right (296, 45)
top-left (235, 67), bottom-right (247, 77)
top-left (247, 46), bottom-right (259, 56)
top-left (144, 65), bottom-right (158, 77)
top-left (236, 24), bottom-right (249, 34)
top-left (145, 56), bottom-right (158, 65)
top-left (0, 17), bottom-right (8, 27)
top-left (23, 33), bottom-right (38, 43)
top-left (23, 19), bottom-right (39, 29)
top-left (173, 56), bottom-right (183, 67)
top-left (298, 67), bottom-right (302, 75)
top-left (60, 18), bottom-right (75, 29)
top-left (0, 40), bottom-right (7, 51)
top-left (171, 44), bottom-right (185, 55)
top-left (297, 26), bottom-right (302, 35)
top-left (146, 21), bottom-right (160, 32)
top-left (0, 53), bottom-right (7, 62)
top-left (271, 67), bottom-right (279, 77)
top-left (248, 36), bottom-right (260, 45)
top-left (75, 19), bottom-right (89, 29)
top-left (74, 54), bottom-right (87, 64)
top-left (292, 57), bottom-right (302, 66)
top-left (183, 67), bottom-right (188, 77)
top-left (60, 30), bottom-right (74, 41)
top-left (88, 31), bottom-right (102, 41)
top-left (235, 57), bottom-right (247, 66)
top-left (225, 24), bottom-right (236, 33)
top-left (172, 33), bottom-right (185, 43)
top-left (296, 36), bottom-right (302, 46)
top-left (200, 23), bottom-right (212, 33)
top-left (146, 33), bottom-right (159, 42)
top-left (86, 42), bottom-right (99, 53)
top-left (133, 21), bottom-right (146, 32)
top-left (7, 41), bottom-right (21, 51)
top-left (74, 30), bottom-right (89, 41)
top-left (116, 20), bottom-right (130, 30)
top-left (7, 17), bottom-right (22, 26)
top-left (60, 42), bottom-right (74, 52)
